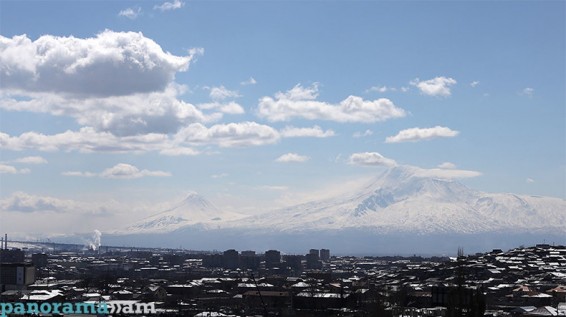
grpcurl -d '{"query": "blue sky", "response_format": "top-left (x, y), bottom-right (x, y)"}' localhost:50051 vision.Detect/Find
top-left (0, 0), bottom-right (564, 236)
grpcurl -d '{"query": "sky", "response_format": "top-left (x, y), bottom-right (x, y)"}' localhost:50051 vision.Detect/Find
top-left (0, 0), bottom-right (565, 237)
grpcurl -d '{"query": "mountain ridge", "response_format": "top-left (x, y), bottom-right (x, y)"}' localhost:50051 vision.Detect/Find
top-left (118, 166), bottom-right (565, 249)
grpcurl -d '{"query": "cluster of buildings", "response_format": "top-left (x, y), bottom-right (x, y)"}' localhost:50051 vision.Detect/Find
top-left (0, 237), bottom-right (565, 316)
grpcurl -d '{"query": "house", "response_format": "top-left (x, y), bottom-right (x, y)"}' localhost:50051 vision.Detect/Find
top-left (142, 285), bottom-right (167, 301)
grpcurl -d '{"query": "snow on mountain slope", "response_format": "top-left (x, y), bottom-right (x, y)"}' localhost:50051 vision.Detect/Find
top-left (226, 166), bottom-right (565, 234)
top-left (119, 166), bottom-right (565, 236)
top-left (125, 192), bottom-right (247, 233)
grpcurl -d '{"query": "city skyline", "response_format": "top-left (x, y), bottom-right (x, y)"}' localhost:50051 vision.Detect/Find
top-left (0, 1), bottom-right (564, 237)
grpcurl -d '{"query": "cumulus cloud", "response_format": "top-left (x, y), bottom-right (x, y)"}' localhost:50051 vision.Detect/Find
top-left (385, 126), bottom-right (459, 143)
top-left (348, 152), bottom-right (397, 167)
top-left (0, 121), bottom-right (282, 153)
top-left (174, 122), bottom-right (280, 147)
top-left (208, 86), bottom-right (241, 100)
top-left (240, 77), bottom-right (257, 86)
top-left (275, 153), bottom-right (310, 163)
top-left (470, 81), bottom-right (480, 88)
top-left (411, 167), bottom-right (481, 179)
top-left (101, 163), bottom-right (170, 178)
top-left (0, 192), bottom-right (124, 216)
top-left (0, 32), bottom-right (210, 136)
top-left (1, 128), bottom-right (167, 153)
top-left (159, 147), bottom-right (200, 156)
top-left (13, 156), bottom-right (48, 164)
top-left (0, 31), bottom-right (195, 97)
top-left (118, 7), bottom-right (141, 19)
top-left (154, 0), bottom-right (184, 11)
top-left (1, 84), bottom-right (214, 136)
top-left (526, 178), bottom-right (535, 183)
top-left (280, 126), bottom-right (335, 138)
top-left (258, 84), bottom-right (406, 123)
top-left (0, 192), bottom-right (75, 213)
top-left (63, 163), bottom-right (171, 179)
top-left (353, 129), bottom-right (373, 138)
top-left (198, 102), bottom-right (245, 115)
top-left (0, 163), bottom-right (30, 174)
top-left (438, 162), bottom-right (456, 169)
top-left (411, 77), bottom-right (457, 97)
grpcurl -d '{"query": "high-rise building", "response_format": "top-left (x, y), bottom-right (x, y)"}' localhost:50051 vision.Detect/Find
top-left (241, 250), bottom-right (256, 257)
top-left (240, 252), bottom-right (260, 270)
top-left (264, 250), bottom-right (281, 268)
top-left (223, 249), bottom-right (239, 269)
top-left (309, 249), bottom-right (320, 259)
top-left (305, 253), bottom-right (322, 270)
top-left (283, 255), bottom-right (303, 271)
top-left (320, 249), bottom-right (330, 262)
top-left (31, 253), bottom-right (48, 268)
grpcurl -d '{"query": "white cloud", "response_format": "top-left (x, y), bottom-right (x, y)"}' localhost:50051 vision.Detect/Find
top-left (154, 0), bottom-right (184, 11)
top-left (0, 192), bottom-right (75, 213)
top-left (347, 156), bottom-right (481, 179)
top-left (0, 31), bottom-right (195, 97)
top-left (240, 77), bottom-right (257, 86)
top-left (411, 167), bottom-right (481, 179)
top-left (411, 77), bottom-right (457, 97)
top-left (385, 126), bottom-right (459, 143)
top-left (258, 84), bottom-right (406, 123)
top-left (353, 129), bottom-right (373, 138)
top-left (118, 7), bottom-right (141, 19)
top-left (175, 122), bottom-right (280, 148)
top-left (0, 164), bottom-right (30, 174)
top-left (0, 164), bottom-right (19, 174)
top-left (367, 86), bottom-right (390, 93)
top-left (0, 32), bottom-right (210, 136)
top-left (0, 128), bottom-right (167, 153)
top-left (13, 156), bottom-right (48, 164)
top-left (348, 152), bottom-right (397, 167)
top-left (526, 178), bottom-right (535, 183)
top-left (64, 163), bottom-right (171, 179)
top-left (275, 153), bottom-right (310, 163)
top-left (470, 81), bottom-right (480, 88)
top-left (1, 84), bottom-right (214, 136)
top-left (438, 162), bottom-right (456, 169)
top-left (280, 126), bottom-right (335, 138)
top-left (198, 102), bottom-right (245, 115)
top-left (521, 87), bottom-right (534, 97)
top-left (208, 85), bottom-right (241, 100)
top-left (159, 147), bottom-right (200, 156)
top-left (101, 163), bottom-right (171, 179)
top-left (1, 121), bottom-right (281, 153)
top-left (61, 171), bottom-right (97, 177)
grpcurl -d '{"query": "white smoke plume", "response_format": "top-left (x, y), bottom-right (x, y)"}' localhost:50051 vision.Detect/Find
top-left (88, 229), bottom-right (102, 251)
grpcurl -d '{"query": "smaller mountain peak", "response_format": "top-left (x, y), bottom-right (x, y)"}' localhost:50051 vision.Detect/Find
top-left (184, 191), bottom-right (201, 199)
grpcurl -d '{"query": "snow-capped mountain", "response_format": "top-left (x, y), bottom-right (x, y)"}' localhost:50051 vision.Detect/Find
top-left (112, 166), bottom-right (564, 253)
top-left (126, 192), bottom-right (246, 233)
top-left (227, 166), bottom-right (566, 234)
